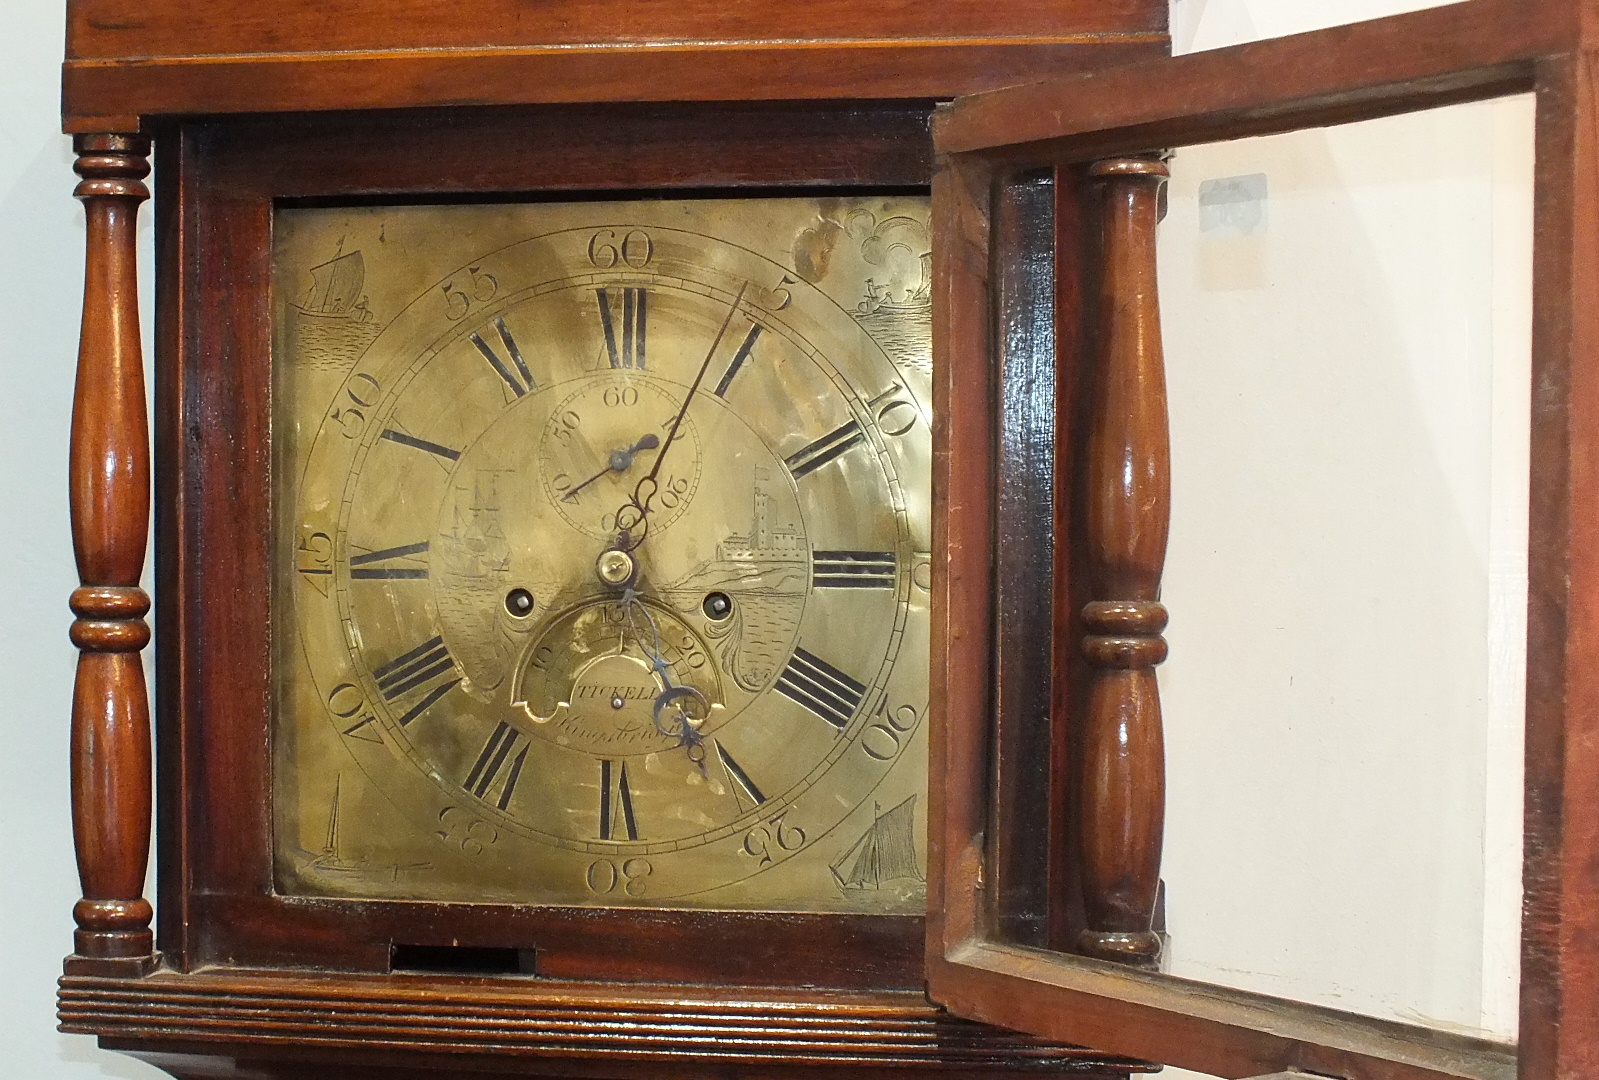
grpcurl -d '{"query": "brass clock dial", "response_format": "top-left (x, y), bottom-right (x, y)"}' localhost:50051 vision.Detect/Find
top-left (273, 197), bottom-right (931, 911)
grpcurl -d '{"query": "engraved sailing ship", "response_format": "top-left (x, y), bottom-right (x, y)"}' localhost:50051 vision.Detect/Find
top-left (304, 776), bottom-right (364, 873)
top-left (441, 472), bottom-right (512, 582)
top-left (290, 245), bottom-right (383, 370)
top-left (297, 248), bottom-right (374, 322)
top-left (831, 795), bottom-right (922, 891)
top-left (856, 251), bottom-right (931, 316)
top-left (790, 205), bottom-right (932, 375)
top-left (849, 216), bottom-right (931, 376)
top-left (298, 777), bottom-right (433, 882)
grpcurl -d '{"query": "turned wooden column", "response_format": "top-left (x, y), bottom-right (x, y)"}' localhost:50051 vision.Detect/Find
top-left (66, 134), bottom-right (157, 975)
top-left (1075, 156), bottom-right (1169, 968)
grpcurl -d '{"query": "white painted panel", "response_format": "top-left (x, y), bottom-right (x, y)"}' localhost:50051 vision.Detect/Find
top-left (1153, 94), bottom-right (1531, 1049)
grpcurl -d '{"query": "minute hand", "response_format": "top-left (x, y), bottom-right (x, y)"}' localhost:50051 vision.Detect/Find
top-left (617, 281), bottom-right (751, 548)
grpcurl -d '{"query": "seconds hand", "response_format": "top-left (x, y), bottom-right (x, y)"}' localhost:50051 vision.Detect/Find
top-left (561, 433), bottom-right (660, 502)
top-left (615, 280), bottom-right (751, 550)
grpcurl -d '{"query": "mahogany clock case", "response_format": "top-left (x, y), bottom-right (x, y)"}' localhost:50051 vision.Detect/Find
top-left (55, 0), bottom-right (1599, 1077)
top-left (95, 97), bottom-right (1147, 1080)
top-left (58, 0), bottom-right (1167, 1063)
top-left (153, 101), bottom-right (951, 986)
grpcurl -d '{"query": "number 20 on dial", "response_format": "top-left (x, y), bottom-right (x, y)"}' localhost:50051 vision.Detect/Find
top-left (273, 197), bottom-right (932, 911)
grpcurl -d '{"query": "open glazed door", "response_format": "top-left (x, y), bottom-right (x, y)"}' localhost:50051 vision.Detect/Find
top-left (927, 1), bottom-right (1599, 1078)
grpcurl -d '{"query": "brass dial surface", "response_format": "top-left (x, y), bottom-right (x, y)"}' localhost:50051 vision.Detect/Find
top-left (273, 198), bottom-right (931, 910)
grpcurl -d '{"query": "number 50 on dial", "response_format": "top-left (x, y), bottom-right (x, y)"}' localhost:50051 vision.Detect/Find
top-left (272, 195), bottom-right (932, 913)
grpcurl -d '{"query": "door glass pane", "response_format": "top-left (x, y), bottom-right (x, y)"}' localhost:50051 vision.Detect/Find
top-left (1152, 94), bottom-right (1532, 1046)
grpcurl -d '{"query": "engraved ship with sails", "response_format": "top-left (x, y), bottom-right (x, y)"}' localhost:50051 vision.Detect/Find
top-left (296, 248), bottom-right (374, 323)
top-left (856, 252), bottom-right (932, 316)
top-left (304, 776), bottom-right (364, 873)
top-left (830, 795), bottom-right (922, 890)
top-left (442, 473), bottom-right (512, 582)
top-left (290, 246), bottom-right (383, 371)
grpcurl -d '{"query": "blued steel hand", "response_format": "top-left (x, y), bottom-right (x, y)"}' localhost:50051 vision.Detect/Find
top-left (612, 281), bottom-right (751, 550)
top-left (620, 589), bottom-right (710, 774)
top-left (561, 433), bottom-right (660, 502)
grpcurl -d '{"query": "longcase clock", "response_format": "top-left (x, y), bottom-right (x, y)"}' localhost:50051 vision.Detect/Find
top-left (55, 1), bottom-right (1599, 1080)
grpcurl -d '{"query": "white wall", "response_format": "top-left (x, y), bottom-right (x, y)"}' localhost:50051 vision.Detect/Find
top-left (0, 0), bottom-right (1519, 1077)
top-left (0, 0), bottom-right (165, 1075)
top-left (1, 0), bottom-right (159, 1076)
top-left (1171, 0), bottom-right (1459, 52)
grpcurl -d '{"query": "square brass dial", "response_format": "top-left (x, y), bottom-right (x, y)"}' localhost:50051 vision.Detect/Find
top-left (272, 196), bottom-right (931, 912)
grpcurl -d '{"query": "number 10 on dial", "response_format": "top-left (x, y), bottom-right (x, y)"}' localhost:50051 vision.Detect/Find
top-left (272, 195), bottom-right (932, 912)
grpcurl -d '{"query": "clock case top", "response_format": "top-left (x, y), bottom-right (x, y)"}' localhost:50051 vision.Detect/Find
top-left (61, 0), bottom-right (1165, 133)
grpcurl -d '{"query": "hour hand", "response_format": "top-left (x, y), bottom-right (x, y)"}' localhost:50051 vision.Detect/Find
top-left (562, 433), bottom-right (660, 502)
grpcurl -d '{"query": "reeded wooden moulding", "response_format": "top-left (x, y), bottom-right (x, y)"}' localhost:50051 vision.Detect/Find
top-left (59, 971), bottom-right (1141, 1073)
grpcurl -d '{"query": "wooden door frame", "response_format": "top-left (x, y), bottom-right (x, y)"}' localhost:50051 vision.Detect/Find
top-left (927, 2), bottom-right (1599, 1078)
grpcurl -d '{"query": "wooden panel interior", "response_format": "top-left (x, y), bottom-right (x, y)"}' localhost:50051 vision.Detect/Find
top-left (988, 170), bottom-right (1058, 950)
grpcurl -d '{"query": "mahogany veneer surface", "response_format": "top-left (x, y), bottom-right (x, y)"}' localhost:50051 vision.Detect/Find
top-left (60, 0), bottom-right (1168, 130)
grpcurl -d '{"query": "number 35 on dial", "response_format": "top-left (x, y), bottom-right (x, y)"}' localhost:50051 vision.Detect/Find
top-left (273, 196), bottom-right (932, 912)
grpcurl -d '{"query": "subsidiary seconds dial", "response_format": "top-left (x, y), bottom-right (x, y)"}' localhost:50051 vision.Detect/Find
top-left (538, 378), bottom-right (702, 542)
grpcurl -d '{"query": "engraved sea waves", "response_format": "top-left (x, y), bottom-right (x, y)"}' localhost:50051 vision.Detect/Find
top-left (661, 481), bottom-right (808, 693)
top-left (276, 200), bottom-right (933, 911)
top-left (288, 248), bottom-right (383, 371)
